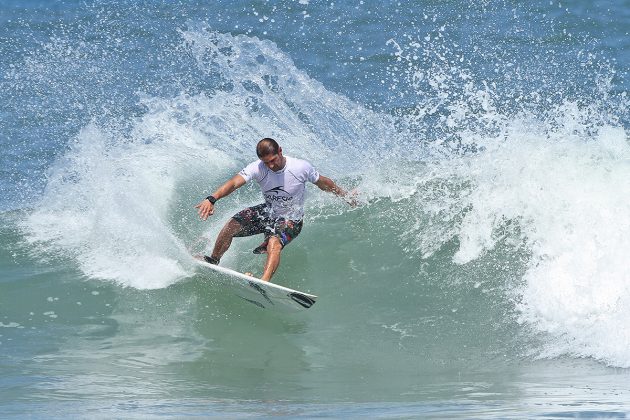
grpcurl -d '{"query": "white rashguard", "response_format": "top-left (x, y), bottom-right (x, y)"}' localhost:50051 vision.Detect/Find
top-left (239, 156), bottom-right (320, 220)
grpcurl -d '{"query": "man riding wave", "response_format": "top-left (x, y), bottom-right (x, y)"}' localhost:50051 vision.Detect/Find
top-left (195, 138), bottom-right (355, 281)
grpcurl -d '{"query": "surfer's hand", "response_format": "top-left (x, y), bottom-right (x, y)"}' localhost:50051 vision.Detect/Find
top-left (195, 199), bottom-right (214, 220)
top-left (345, 189), bottom-right (360, 208)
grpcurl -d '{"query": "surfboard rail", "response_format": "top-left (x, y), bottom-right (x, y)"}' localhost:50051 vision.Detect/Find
top-left (195, 259), bottom-right (317, 311)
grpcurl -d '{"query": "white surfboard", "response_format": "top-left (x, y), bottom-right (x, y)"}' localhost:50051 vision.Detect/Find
top-left (194, 258), bottom-right (317, 311)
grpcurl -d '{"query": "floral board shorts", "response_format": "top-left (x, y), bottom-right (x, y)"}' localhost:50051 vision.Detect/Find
top-left (232, 203), bottom-right (303, 248)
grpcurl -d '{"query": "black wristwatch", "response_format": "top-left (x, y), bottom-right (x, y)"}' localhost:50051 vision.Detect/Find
top-left (206, 195), bottom-right (217, 205)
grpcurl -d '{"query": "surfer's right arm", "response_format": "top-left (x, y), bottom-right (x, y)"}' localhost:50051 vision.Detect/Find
top-left (195, 174), bottom-right (247, 220)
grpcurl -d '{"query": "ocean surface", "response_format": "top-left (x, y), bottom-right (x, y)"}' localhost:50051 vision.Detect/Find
top-left (1, 0), bottom-right (629, 417)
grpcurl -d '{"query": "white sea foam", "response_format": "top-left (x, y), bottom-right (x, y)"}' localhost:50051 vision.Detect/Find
top-left (405, 111), bottom-right (630, 367)
top-left (23, 121), bottom-right (214, 288)
top-left (512, 125), bottom-right (630, 367)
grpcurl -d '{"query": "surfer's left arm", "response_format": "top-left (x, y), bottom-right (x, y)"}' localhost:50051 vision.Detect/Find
top-left (315, 176), bottom-right (358, 207)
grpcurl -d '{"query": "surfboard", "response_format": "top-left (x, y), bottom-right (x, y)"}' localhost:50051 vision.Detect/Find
top-left (194, 258), bottom-right (317, 311)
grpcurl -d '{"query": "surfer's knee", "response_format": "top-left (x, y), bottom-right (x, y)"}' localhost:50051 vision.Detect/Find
top-left (266, 237), bottom-right (282, 254)
top-left (220, 218), bottom-right (243, 237)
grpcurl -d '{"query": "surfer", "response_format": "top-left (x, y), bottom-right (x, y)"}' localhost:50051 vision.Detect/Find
top-left (195, 138), bottom-right (355, 281)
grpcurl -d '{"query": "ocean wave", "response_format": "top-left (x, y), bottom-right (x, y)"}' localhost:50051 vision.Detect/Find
top-left (17, 27), bottom-right (630, 369)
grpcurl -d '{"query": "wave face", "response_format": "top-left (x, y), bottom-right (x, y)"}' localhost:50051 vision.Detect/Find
top-left (2, 0), bottom-right (630, 413)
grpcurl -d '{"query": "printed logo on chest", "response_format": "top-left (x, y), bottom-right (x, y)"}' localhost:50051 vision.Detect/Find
top-left (264, 186), bottom-right (293, 202)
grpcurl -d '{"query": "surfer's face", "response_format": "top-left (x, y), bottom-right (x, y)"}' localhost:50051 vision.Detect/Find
top-left (261, 151), bottom-right (285, 172)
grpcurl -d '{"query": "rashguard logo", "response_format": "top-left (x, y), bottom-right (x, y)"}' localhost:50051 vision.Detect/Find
top-left (264, 186), bottom-right (293, 202)
top-left (265, 186), bottom-right (288, 195)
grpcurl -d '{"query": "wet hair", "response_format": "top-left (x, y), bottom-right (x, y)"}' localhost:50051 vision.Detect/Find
top-left (256, 138), bottom-right (280, 158)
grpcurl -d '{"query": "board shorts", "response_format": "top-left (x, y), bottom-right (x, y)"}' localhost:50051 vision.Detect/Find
top-left (232, 203), bottom-right (303, 249)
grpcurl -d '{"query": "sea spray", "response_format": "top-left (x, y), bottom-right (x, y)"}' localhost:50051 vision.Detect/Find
top-left (21, 28), bottom-right (396, 288)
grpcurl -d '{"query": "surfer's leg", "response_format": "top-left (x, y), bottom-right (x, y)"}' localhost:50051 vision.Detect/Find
top-left (210, 205), bottom-right (268, 262)
top-left (258, 219), bottom-right (303, 280)
top-left (261, 236), bottom-right (282, 281)
top-left (210, 218), bottom-right (243, 262)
